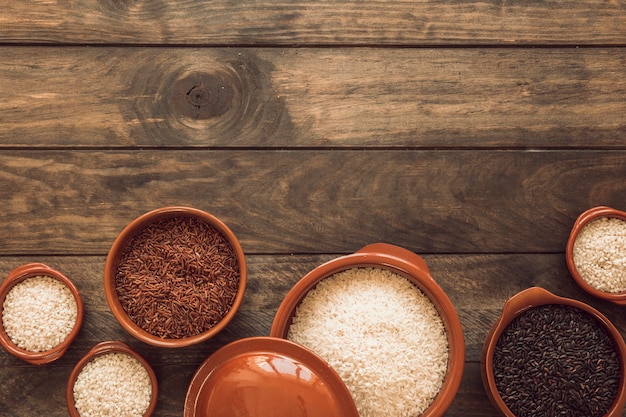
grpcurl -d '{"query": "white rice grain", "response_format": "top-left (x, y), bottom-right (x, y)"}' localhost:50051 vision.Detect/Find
top-left (2, 275), bottom-right (77, 352)
top-left (73, 352), bottom-right (152, 417)
top-left (573, 217), bottom-right (626, 293)
top-left (288, 267), bottom-right (449, 417)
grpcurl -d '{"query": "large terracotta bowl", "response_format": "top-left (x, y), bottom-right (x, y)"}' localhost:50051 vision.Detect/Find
top-left (270, 242), bottom-right (465, 417)
top-left (104, 206), bottom-right (246, 348)
top-left (481, 287), bottom-right (626, 417)
top-left (0, 263), bottom-right (84, 365)
top-left (566, 206), bottom-right (626, 305)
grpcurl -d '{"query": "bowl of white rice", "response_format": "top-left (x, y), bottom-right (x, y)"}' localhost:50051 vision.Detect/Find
top-left (270, 243), bottom-right (465, 417)
top-left (0, 263), bottom-right (84, 365)
top-left (66, 341), bottom-right (158, 417)
top-left (566, 206), bottom-right (626, 304)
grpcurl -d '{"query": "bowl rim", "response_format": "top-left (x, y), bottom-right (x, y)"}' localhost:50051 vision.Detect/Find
top-left (66, 340), bottom-right (159, 417)
top-left (0, 262), bottom-right (84, 365)
top-left (269, 242), bottom-right (465, 417)
top-left (103, 206), bottom-right (247, 348)
top-left (480, 286), bottom-right (626, 417)
top-left (566, 206), bottom-right (626, 305)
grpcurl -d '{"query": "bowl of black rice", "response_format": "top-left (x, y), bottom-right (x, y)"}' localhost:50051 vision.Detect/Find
top-left (481, 286), bottom-right (626, 417)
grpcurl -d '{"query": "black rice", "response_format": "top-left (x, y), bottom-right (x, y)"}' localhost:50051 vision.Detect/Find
top-left (493, 304), bottom-right (621, 417)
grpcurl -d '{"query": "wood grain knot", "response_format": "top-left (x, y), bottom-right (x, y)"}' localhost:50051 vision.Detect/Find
top-left (172, 74), bottom-right (233, 120)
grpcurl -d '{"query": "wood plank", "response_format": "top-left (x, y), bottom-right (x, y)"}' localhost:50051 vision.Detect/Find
top-left (447, 362), bottom-right (503, 417)
top-left (1, 254), bottom-right (624, 416)
top-left (0, 1), bottom-right (624, 46)
top-left (1, 47), bottom-right (624, 149)
top-left (0, 149), bottom-right (625, 255)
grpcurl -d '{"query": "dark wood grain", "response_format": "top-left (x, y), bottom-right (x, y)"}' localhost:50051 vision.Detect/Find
top-left (0, 47), bottom-right (624, 148)
top-left (2, 1), bottom-right (625, 416)
top-left (0, 1), bottom-right (624, 46)
top-left (0, 149), bottom-right (624, 255)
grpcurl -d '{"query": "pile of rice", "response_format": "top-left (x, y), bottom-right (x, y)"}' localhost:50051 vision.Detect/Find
top-left (573, 217), bottom-right (626, 293)
top-left (2, 275), bottom-right (77, 352)
top-left (73, 352), bottom-right (152, 417)
top-left (288, 267), bottom-right (449, 417)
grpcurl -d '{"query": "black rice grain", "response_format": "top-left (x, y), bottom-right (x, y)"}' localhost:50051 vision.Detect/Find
top-left (493, 304), bottom-right (621, 417)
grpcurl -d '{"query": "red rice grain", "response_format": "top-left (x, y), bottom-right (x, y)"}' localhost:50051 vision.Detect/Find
top-left (115, 217), bottom-right (240, 339)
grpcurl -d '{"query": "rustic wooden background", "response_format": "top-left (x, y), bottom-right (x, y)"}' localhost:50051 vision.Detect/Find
top-left (0, 1), bottom-right (625, 416)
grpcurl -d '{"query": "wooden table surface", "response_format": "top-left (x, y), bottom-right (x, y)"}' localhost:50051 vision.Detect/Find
top-left (1, 2), bottom-right (625, 416)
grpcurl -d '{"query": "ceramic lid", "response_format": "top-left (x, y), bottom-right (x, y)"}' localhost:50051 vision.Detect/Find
top-left (184, 336), bottom-right (359, 417)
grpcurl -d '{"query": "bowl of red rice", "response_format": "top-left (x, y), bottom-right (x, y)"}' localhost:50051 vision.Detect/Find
top-left (0, 263), bottom-right (84, 365)
top-left (566, 206), bottom-right (626, 305)
top-left (270, 243), bottom-right (465, 417)
top-left (67, 340), bottom-right (159, 417)
top-left (104, 206), bottom-right (247, 348)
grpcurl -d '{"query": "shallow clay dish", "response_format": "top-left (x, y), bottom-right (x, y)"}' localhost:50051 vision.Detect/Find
top-left (184, 336), bottom-right (359, 417)
top-left (0, 263), bottom-right (84, 365)
top-left (566, 206), bottom-right (626, 305)
top-left (270, 242), bottom-right (465, 417)
top-left (481, 287), bottom-right (626, 417)
top-left (66, 341), bottom-right (158, 417)
top-left (104, 206), bottom-right (246, 348)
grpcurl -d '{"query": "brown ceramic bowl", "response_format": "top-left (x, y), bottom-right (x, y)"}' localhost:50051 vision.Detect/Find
top-left (481, 287), bottom-right (626, 417)
top-left (566, 206), bottom-right (626, 305)
top-left (104, 206), bottom-right (247, 348)
top-left (184, 336), bottom-right (359, 417)
top-left (66, 341), bottom-right (158, 417)
top-left (0, 263), bottom-right (84, 365)
top-left (270, 242), bottom-right (465, 417)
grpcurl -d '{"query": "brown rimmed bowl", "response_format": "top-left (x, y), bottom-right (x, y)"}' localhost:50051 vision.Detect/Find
top-left (0, 263), bottom-right (84, 365)
top-left (104, 206), bottom-right (247, 348)
top-left (66, 341), bottom-right (158, 417)
top-left (270, 242), bottom-right (465, 417)
top-left (481, 287), bottom-right (626, 417)
top-left (566, 206), bottom-right (626, 305)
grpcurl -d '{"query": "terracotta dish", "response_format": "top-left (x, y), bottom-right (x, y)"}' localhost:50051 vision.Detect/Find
top-left (481, 287), bottom-right (626, 417)
top-left (270, 242), bottom-right (465, 417)
top-left (0, 263), bottom-right (84, 365)
top-left (66, 341), bottom-right (159, 417)
top-left (104, 206), bottom-right (246, 348)
top-left (566, 206), bottom-right (626, 305)
top-left (184, 336), bottom-right (359, 417)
